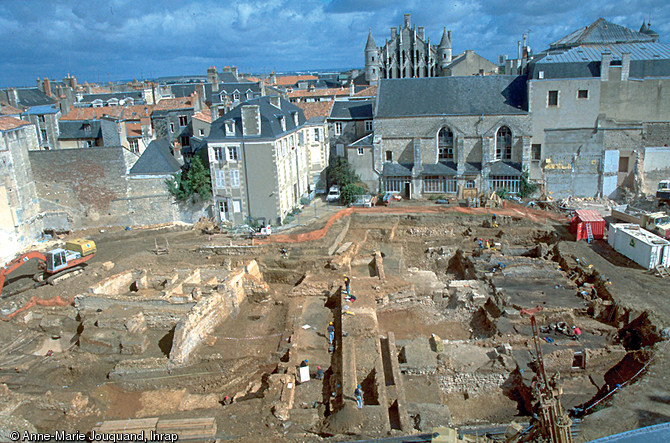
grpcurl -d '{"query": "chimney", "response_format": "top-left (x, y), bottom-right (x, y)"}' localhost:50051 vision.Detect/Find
top-left (621, 52), bottom-right (631, 81)
top-left (270, 71), bottom-right (277, 85)
top-left (349, 80), bottom-right (355, 96)
top-left (418, 26), bottom-right (425, 40)
top-left (196, 83), bottom-right (206, 112)
top-left (391, 27), bottom-right (397, 38)
top-left (403, 14), bottom-right (410, 28)
top-left (517, 41), bottom-right (521, 59)
top-left (7, 88), bottom-right (19, 108)
top-left (601, 52), bottom-right (612, 81)
top-left (241, 105), bottom-right (261, 136)
top-left (207, 66), bottom-right (219, 91)
top-left (258, 80), bottom-right (266, 97)
top-left (269, 95), bottom-right (281, 109)
top-left (43, 78), bottom-right (52, 97)
top-left (231, 66), bottom-right (238, 80)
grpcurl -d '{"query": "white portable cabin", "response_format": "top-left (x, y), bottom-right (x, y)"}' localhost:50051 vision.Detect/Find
top-left (608, 223), bottom-right (670, 269)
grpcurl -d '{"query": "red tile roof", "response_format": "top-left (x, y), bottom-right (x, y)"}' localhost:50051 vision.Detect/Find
top-left (0, 101), bottom-right (24, 116)
top-left (272, 75), bottom-right (318, 86)
top-left (296, 101), bottom-right (334, 120)
top-left (354, 85), bottom-right (377, 97)
top-left (288, 87), bottom-right (349, 99)
top-left (125, 122), bottom-right (142, 138)
top-left (192, 105), bottom-right (212, 123)
top-left (61, 107), bottom-right (122, 121)
top-left (0, 116), bottom-right (31, 131)
top-left (152, 96), bottom-right (195, 111)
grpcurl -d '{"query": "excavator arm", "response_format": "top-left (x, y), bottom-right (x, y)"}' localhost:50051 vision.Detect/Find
top-left (0, 251), bottom-right (47, 293)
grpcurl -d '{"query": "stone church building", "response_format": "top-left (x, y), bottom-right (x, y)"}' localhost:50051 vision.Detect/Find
top-left (365, 14), bottom-right (452, 83)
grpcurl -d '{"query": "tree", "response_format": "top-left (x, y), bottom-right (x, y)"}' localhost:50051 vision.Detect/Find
top-left (518, 167), bottom-right (537, 199)
top-left (341, 183), bottom-right (366, 206)
top-left (326, 156), bottom-right (359, 188)
top-left (166, 156), bottom-right (212, 202)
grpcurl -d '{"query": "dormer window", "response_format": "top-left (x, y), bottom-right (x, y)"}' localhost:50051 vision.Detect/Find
top-left (291, 111), bottom-right (299, 127)
top-left (83, 123), bottom-right (91, 133)
top-left (225, 119), bottom-right (235, 136)
top-left (246, 90), bottom-right (253, 100)
top-left (233, 91), bottom-right (240, 101)
top-left (279, 115), bottom-right (286, 132)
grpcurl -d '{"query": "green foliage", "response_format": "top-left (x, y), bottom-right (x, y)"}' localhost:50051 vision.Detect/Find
top-left (341, 183), bottom-right (366, 206)
top-left (165, 156), bottom-right (212, 202)
top-left (326, 156), bottom-right (359, 188)
top-left (496, 187), bottom-right (509, 199)
top-left (518, 167), bottom-right (537, 199)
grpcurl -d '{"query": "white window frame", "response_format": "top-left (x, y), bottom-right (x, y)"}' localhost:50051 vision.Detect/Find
top-left (213, 146), bottom-right (225, 162)
top-left (547, 90), bottom-right (559, 107)
top-left (230, 169), bottom-right (240, 188)
top-left (178, 115), bottom-right (188, 127)
top-left (227, 146), bottom-right (239, 162)
top-left (199, 128), bottom-right (205, 136)
top-left (577, 89), bottom-right (589, 100)
top-left (129, 139), bottom-right (139, 153)
top-left (232, 200), bottom-right (241, 213)
top-left (357, 147), bottom-right (365, 155)
top-left (233, 91), bottom-right (240, 101)
top-left (214, 170), bottom-right (226, 188)
top-left (335, 122), bottom-right (342, 135)
top-left (365, 120), bottom-right (373, 131)
top-left (314, 128), bottom-right (320, 142)
top-left (169, 122), bottom-right (174, 133)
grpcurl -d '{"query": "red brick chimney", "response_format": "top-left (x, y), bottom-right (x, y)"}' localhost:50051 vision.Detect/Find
top-left (44, 78), bottom-right (52, 96)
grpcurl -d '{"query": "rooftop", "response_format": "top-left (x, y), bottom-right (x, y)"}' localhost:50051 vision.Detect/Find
top-left (0, 116), bottom-right (32, 131)
top-left (129, 139), bottom-right (181, 175)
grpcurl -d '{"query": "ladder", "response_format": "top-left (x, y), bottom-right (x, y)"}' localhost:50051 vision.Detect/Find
top-left (585, 223), bottom-right (593, 243)
top-left (655, 266), bottom-right (669, 279)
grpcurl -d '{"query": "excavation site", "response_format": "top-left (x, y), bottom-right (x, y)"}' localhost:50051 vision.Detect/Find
top-left (0, 204), bottom-right (668, 442)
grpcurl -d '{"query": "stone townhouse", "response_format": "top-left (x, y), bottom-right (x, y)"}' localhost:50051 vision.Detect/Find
top-left (0, 88), bottom-right (61, 150)
top-left (295, 101), bottom-right (333, 192)
top-left (328, 99), bottom-right (375, 158)
top-left (371, 75), bottom-right (531, 198)
top-left (0, 117), bottom-right (42, 262)
top-left (526, 18), bottom-right (670, 198)
top-left (206, 96), bottom-right (310, 226)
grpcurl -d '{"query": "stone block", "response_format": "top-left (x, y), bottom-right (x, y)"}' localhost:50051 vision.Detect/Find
top-left (124, 311), bottom-right (147, 334)
top-left (102, 261), bottom-right (115, 271)
top-left (120, 334), bottom-right (150, 355)
top-left (79, 329), bottom-right (121, 354)
top-left (40, 315), bottom-right (63, 330)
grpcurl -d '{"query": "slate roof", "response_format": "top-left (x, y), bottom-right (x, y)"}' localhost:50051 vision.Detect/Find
top-left (22, 104), bottom-right (59, 115)
top-left (330, 100), bottom-right (374, 120)
top-left (129, 139), bottom-right (181, 175)
top-left (3, 88), bottom-right (56, 107)
top-left (0, 116), bottom-right (31, 131)
top-left (208, 96), bottom-right (306, 141)
top-left (376, 76), bottom-right (528, 118)
top-left (58, 120), bottom-right (102, 140)
top-left (489, 161), bottom-right (522, 176)
top-left (422, 162), bottom-right (458, 176)
top-left (549, 18), bottom-right (655, 50)
top-left (383, 163), bottom-right (412, 176)
top-left (349, 134), bottom-right (374, 146)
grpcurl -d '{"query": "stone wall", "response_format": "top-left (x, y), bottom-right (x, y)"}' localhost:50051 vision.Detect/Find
top-left (169, 260), bottom-right (267, 365)
top-left (28, 147), bottom-right (208, 231)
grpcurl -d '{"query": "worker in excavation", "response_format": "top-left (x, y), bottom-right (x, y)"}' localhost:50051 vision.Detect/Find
top-left (343, 275), bottom-right (351, 294)
top-left (355, 384), bottom-right (363, 409)
top-left (572, 326), bottom-right (582, 340)
top-left (327, 322), bottom-right (335, 345)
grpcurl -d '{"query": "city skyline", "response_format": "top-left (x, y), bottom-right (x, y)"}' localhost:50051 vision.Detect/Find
top-left (1, 0), bottom-right (669, 87)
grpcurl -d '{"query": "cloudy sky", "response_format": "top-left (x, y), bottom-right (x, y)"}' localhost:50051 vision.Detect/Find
top-left (1, 0), bottom-right (669, 87)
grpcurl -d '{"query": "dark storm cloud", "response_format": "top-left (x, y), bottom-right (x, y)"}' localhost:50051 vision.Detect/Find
top-left (1, 0), bottom-right (669, 87)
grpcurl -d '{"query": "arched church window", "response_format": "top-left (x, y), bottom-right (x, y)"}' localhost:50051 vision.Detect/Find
top-left (496, 126), bottom-right (512, 160)
top-left (438, 128), bottom-right (454, 160)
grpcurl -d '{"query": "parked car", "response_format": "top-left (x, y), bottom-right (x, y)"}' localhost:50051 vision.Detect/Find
top-left (326, 186), bottom-right (341, 202)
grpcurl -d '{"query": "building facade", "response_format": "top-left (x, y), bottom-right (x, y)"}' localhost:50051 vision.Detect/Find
top-left (206, 96), bottom-right (310, 226)
top-left (365, 14), bottom-right (452, 83)
top-left (366, 76), bottom-right (531, 198)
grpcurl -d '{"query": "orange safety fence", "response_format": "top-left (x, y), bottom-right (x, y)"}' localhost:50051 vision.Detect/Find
top-left (3, 295), bottom-right (75, 321)
top-left (257, 201), bottom-right (568, 245)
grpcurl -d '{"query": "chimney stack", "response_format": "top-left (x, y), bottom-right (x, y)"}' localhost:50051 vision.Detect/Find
top-left (44, 78), bottom-right (52, 97)
top-left (391, 27), bottom-right (397, 38)
top-left (403, 14), bottom-right (410, 28)
top-left (270, 72), bottom-right (277, 85)
top-left (621, 52), bottom-right (631, 81)
top-left (7, 88), bottom-right (19, 108)
top-left (349, 80), bottom-right (355, 96)
top-left (601, 52), bottom-right (612, 81)
top-left (418, 26), bottom-right (425, 40)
